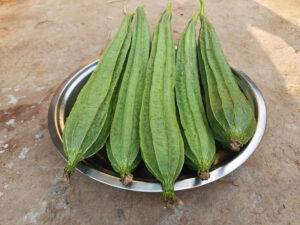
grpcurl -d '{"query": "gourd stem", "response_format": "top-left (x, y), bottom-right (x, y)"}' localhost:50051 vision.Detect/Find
top-left (166, 2), bottom-right (171, 12)
top-left (140, 3), bottom-right (145, 8)
top-left (199, 0), bottom-right (205, 19)
top-left (193, 12), bottom-right (200, 21)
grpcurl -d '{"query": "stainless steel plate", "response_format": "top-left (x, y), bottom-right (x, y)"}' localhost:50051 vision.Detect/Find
top-left (48, 59), bottom-right (266, 192)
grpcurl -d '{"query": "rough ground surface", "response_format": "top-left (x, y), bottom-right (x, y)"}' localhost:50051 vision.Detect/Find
top-left (0, 0), bottom-right (299, 224)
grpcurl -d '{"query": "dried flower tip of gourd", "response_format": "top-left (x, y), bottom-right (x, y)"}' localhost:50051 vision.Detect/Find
top-left (213, 150), bottom-right (230, 166)
top-left (176, 199), bottom-right (184, 206)
top-left (199, 171), bottom-right (210, 180)
top-left (121, 174), bottom-right (133, 186)
top-left (230, 138), bottom-right (243, 151)
top-left (62, 171), bottom-right (71, 184)
top-left (166, 199), bottom-right (185, 207)
top-left (166, 198), bottom-right (175, 207)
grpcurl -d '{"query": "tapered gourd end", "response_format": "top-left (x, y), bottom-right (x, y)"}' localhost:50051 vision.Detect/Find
top-left (121, 174), bottom-right (133, 186)
top-left (198, 171), bottom-right (210, 180)
top-left (63, 164), bottom-right (75, 184)
top-left (140, 3), bottom-right (145, 8)
top-left (163, 191), bottom-right (184, 206)
top-left (230, 138), bottom-right (243, 151)
top-left (163, 190), bottom-right (176, 202)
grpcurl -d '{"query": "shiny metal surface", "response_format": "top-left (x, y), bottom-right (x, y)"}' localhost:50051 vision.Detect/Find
top-left (48, 59), bottom-right (267, 192)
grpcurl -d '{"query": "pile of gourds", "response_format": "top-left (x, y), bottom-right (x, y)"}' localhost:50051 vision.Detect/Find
top-left (62, 0), bottom-right (256, 203)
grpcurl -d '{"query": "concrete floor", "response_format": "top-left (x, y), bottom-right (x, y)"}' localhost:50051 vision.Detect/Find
top-left (0, 0), bottom-right (299, 224)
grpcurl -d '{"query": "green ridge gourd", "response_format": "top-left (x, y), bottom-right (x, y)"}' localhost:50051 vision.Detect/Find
top-left (106, 5), bottom-right (151, 185)
top-left (197, 0), bottom-right (256, 151)
top-left (175, 13), bottom-right (216, 180)
top-left (139, 3), bottom-right (184, 202)
top-left (62, 14), bottom-right (133, 181)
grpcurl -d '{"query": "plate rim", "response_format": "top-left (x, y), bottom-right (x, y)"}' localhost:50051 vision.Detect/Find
top-left (48, 59), bottom-right (267, 192)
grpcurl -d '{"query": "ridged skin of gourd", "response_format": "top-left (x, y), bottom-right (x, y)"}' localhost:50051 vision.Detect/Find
top-left (198, 0), bottom-right (256, 150)
top-left (62, 14), bottom-right (133, 176)
top-left (107, 6), bottom-right (151, 182)
top-left (139, 3), bottom-right (184, 201)
top-left (175, 14), bottom-right (216, 179)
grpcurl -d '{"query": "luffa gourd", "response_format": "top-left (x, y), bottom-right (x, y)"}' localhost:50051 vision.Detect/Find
top-left (62, 14), bottom-right (133, 181)
top-left (139, 3), bottom-right (184, 202)
top-left (107, 5), bottom-right (151, 185)
top-left (175, 13), bottom-right (216, 180)
top-left (198, 0), bottom-right (256, 151)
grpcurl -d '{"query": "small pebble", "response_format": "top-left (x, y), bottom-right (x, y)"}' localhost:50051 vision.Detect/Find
top-left (5, 119), bottom-right (15, 126)
top-left (34, 133), bottom-right (43, 140)
top-left (7, 94), bottom-right (18, 104)
top-left (18, 147), bottom-right (30, 159)
top-left (35, 87), bottom-right (45, 91)
top-left (1, 88), bottom-right (11, 93)
top-left (5, 162), bottom-right (14, 168)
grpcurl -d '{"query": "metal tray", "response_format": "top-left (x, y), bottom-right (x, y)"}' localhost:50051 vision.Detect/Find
top-left (48, 59), bottom-right (266, 192)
